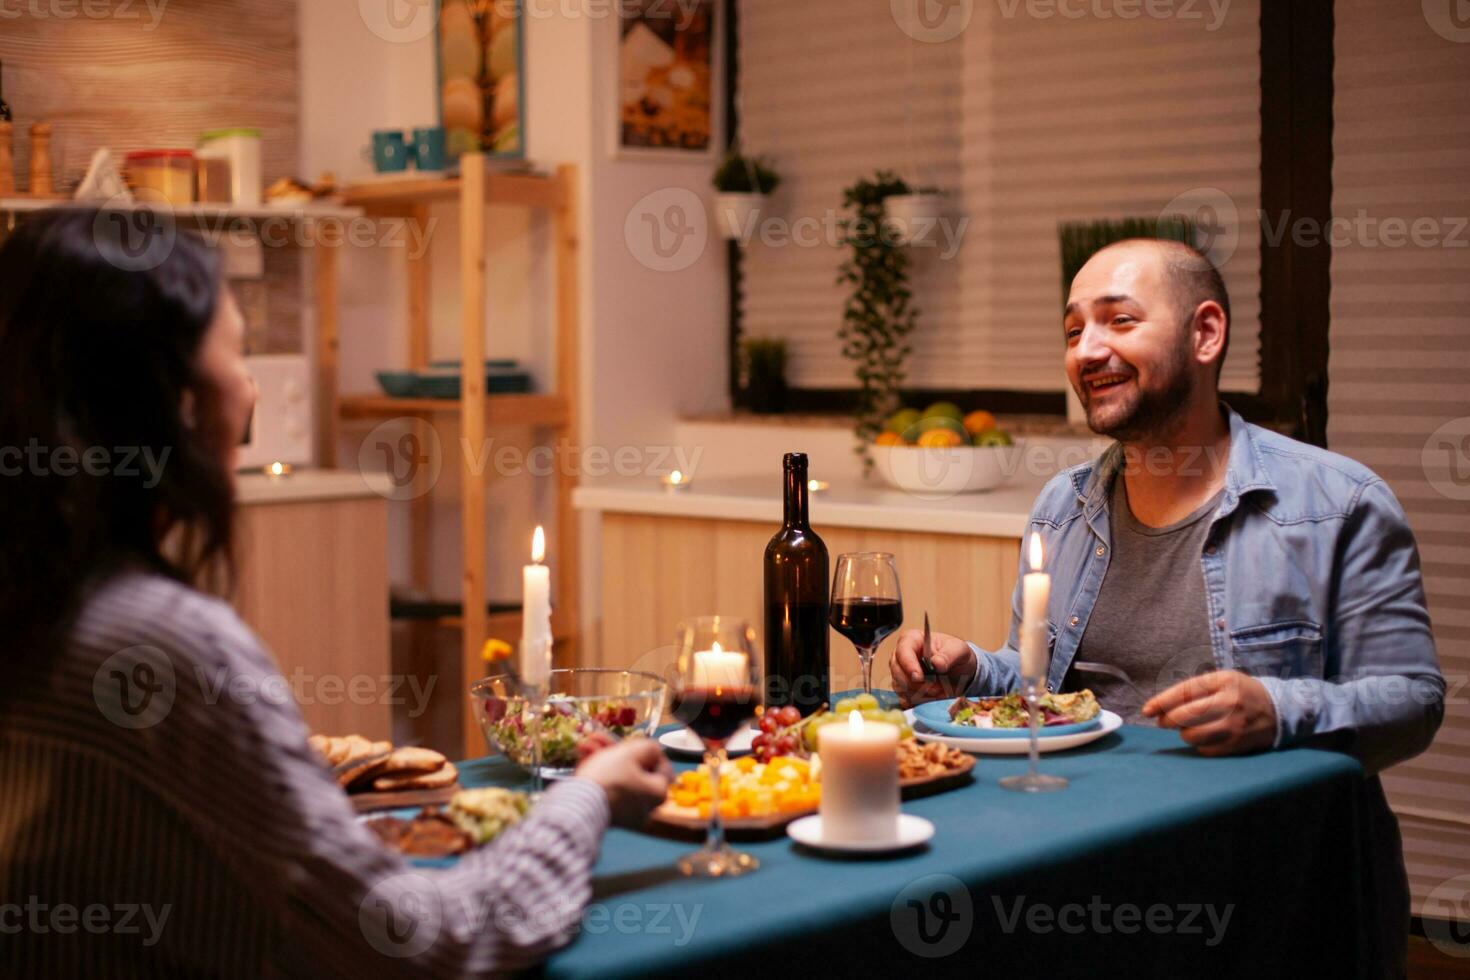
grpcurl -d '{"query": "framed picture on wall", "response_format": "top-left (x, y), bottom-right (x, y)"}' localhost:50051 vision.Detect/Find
top-left (436, 0), bottom-right (525, 160)
top-left (613, 0), bottom-right (722, 160)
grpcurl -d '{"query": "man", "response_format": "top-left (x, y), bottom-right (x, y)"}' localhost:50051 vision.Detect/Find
top-left (892, 238), bottom-right (1442, 968)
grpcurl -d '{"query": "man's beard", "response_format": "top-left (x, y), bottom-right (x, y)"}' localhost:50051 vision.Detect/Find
top-left (1079, 348), bottom-right (1195, 443)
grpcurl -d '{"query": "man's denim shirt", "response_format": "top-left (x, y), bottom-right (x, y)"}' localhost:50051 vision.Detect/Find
top-left (969, 405), bottom-right (1444, 776)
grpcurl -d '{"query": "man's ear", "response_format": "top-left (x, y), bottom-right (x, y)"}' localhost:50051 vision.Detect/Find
top-left (1191, 300), bottom-right (1228, 374)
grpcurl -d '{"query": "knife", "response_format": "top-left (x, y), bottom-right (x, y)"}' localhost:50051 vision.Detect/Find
top-left (921, 611), bottom-right (938, 679)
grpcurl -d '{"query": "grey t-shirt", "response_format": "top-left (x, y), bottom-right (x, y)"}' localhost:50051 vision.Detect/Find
top-left (1063, 476), bottom-right (1224, 723)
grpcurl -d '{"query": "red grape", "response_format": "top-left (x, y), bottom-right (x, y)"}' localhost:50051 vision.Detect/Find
top-left (758, 714), bottom-right (779, 735)
top-left (777, 706), bottom-right (802, 727)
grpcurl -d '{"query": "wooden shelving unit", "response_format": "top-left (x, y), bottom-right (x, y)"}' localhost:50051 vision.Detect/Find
top-left (334, 157), bottom-right (580, 755)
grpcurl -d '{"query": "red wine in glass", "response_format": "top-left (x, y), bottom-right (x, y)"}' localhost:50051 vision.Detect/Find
top-left (672, 686), bottom-right (760, 743)
top-left (830, 596), bottom-right (904, 650)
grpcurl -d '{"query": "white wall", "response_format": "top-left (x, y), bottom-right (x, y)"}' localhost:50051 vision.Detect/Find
top-left (297, 2), bottom-right (728, 654)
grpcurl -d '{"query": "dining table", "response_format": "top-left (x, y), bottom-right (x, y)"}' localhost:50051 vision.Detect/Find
top-left (442, 720), bottom-right (1384, 979)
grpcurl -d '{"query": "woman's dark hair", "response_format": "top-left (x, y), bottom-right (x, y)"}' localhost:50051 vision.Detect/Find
top-left (0, 208), bottom-right (233, 664)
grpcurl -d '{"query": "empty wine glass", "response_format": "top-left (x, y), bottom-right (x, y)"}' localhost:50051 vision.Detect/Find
top-left (671, 616), bottom-right (762, 878)
top-left (829, 553), bottom-right (904, 696)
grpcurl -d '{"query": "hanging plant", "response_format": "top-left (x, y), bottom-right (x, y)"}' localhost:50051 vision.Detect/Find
top-left (837, 170), bottom-right (918, 472)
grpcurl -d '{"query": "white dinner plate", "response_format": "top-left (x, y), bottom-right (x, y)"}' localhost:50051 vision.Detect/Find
top-left (787, 813), bottom-right (935, 854)
top-left (906, 708), bottom-right (1123, 754)
top-left (658, 725), bottom-right (755, 757)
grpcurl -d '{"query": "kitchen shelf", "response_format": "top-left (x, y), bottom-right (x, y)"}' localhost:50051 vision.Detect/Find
top-left (0, 197), bottom-right (362, 221)
top-left (328, 157), bottom-right (580, 757)
top-left (339, 393), bottom-right (570, 426)
top-left (339, 172), bottom-right (565, 212)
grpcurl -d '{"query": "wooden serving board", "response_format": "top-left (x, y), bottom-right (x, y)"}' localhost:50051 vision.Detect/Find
top-left (647, 756), bottom-right (976, 841)
top-left (350, 782), bottom-right (462, 814)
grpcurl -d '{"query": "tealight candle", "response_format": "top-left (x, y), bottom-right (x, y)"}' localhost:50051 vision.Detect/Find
top-left (1019, 531), bottom-right (1050, 682)
top-left (817, 710), bottom-right (900, 844)
top-left (690, 642), bottom-right (748, 689)
top-left (660, 470), bottom-right (691, 492)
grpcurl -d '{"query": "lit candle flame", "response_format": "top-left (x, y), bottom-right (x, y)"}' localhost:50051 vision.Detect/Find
top-left (670, 470), bottom-right (683, 485)
top-left (268, 461), bottom-right (284, 477)
top-left (531, 525), bottom-right (545, 564)
top-left (711, 640), bottom-right (722, 654)
top-left (1029, 531), bottom-right (1044, 571)
top-left (848, 708), bottom-right (863, 733)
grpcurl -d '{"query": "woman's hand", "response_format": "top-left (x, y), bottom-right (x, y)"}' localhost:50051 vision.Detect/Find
top-left (574, 736), bottom-right (674, 828)
top-left (889, 629), bottom-right (978, 708)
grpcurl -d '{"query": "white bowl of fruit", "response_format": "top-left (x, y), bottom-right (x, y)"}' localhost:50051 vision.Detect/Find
top-left (870, 402), bottom-right (1022, 497)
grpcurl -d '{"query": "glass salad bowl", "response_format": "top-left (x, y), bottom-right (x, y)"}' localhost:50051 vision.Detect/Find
top-left (469, 668), bottom-right (667, 778)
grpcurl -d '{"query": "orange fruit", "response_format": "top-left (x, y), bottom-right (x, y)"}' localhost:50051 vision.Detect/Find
top-left (874, 431), bottom-right (904, 447)
top-left (963, 410), bottom-right (997, 436)
top-left (917, 428), bottom-right (963, 449)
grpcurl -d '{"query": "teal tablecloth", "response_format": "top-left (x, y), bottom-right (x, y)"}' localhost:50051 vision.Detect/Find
top-left (455, 725), bottom-right (1377, 978)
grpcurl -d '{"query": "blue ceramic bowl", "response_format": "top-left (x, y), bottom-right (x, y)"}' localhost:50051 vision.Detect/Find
top-left (375, 370), bottom-right (420, 398)
top-left (912, 698), bottom-right (1102, 739)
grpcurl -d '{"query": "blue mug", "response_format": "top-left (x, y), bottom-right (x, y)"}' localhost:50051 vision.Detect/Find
top-left (412, 127), bottom-right (447, 171)
top-left (369, 130), bottom-right (410, 173)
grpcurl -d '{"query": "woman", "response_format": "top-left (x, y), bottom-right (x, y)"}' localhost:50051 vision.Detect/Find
top-left (0, 209), bottom-right (672, 977)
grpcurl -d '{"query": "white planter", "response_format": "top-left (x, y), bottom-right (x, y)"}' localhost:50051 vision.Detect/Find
top-left (884, 192), bottom-right (950, 246)
top-left (714, 192), bottom-right (768, 242)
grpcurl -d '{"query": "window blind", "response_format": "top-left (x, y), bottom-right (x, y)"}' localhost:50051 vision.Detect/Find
top-left (737, 0), bottom-right (1262, 393)
top-left (1329, 0), bottom-right (1470, 924)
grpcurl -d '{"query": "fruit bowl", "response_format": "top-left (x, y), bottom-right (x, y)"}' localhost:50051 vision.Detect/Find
top-left (872, 439), bottom-right (1025, 497)
top-left (470, 668), bottom-right (667, 778)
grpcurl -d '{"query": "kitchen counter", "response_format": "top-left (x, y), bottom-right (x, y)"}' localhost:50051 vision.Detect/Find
top-left (573, 471), bottom-right (1050, 538)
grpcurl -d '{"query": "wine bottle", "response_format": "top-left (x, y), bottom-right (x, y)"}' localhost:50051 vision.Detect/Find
top-left (763, 452), bottom-right (829, 716)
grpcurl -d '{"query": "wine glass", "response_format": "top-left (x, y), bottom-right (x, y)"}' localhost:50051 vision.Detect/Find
top-left (671, 616), bottom-right (762, 878)
top-left (829, 553), bottom-right (904, 697)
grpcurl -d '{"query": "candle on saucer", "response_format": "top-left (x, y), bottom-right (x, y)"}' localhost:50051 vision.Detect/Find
top-left (817, 710), bottom-right (900, 844)
top-left (521, 526), bottom-right (553, 689)
top-left (1019, 531), bottom-right (1050, 682)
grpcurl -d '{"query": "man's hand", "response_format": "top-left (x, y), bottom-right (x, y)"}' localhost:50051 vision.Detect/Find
top-left (890, 629), bottom-right (977, 708)
top-left (574, 736), bottom-right (673, 828)
top-left (1142, 670), bottom-right (1277, 757)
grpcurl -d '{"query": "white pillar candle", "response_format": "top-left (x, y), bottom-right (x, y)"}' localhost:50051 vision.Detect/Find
top-left (521, 526), bottom-right (553, 688)
top-left (818, 710), bottom-right (900, 844)
top-left (1020, 531), bottom-right (1051, 682)
top-left (690, 643), bottom-right (748, 690)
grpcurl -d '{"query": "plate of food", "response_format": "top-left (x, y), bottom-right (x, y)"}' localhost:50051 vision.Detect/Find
top-left (363, 787), bottom-right (530, 863)
top-left (911, 689), bottom-right (1103, 739)
top-left (649, 718), bottom-right (974, 840)
top-left (906, 692), bottom-right (1121, 755)
top-left (309, 733), bottom-right (462, 812)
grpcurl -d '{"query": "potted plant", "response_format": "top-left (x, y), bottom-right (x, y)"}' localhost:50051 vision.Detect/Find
top-left (712, 151), bottom-right (780, 242)
top-left (837, 171), bottom-right (920, 470)
top-left (884, 186), bottom-right (950, 246)
top-left (739, 337), bottom-right (788, 414)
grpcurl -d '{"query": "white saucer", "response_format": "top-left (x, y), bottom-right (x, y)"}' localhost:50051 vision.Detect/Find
top-left (658, 725), bottom-right (755, 757)
top-left (906, 708), bottom-right (1122, 755)
top-left (787, 813), bottom-right (934, 854)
